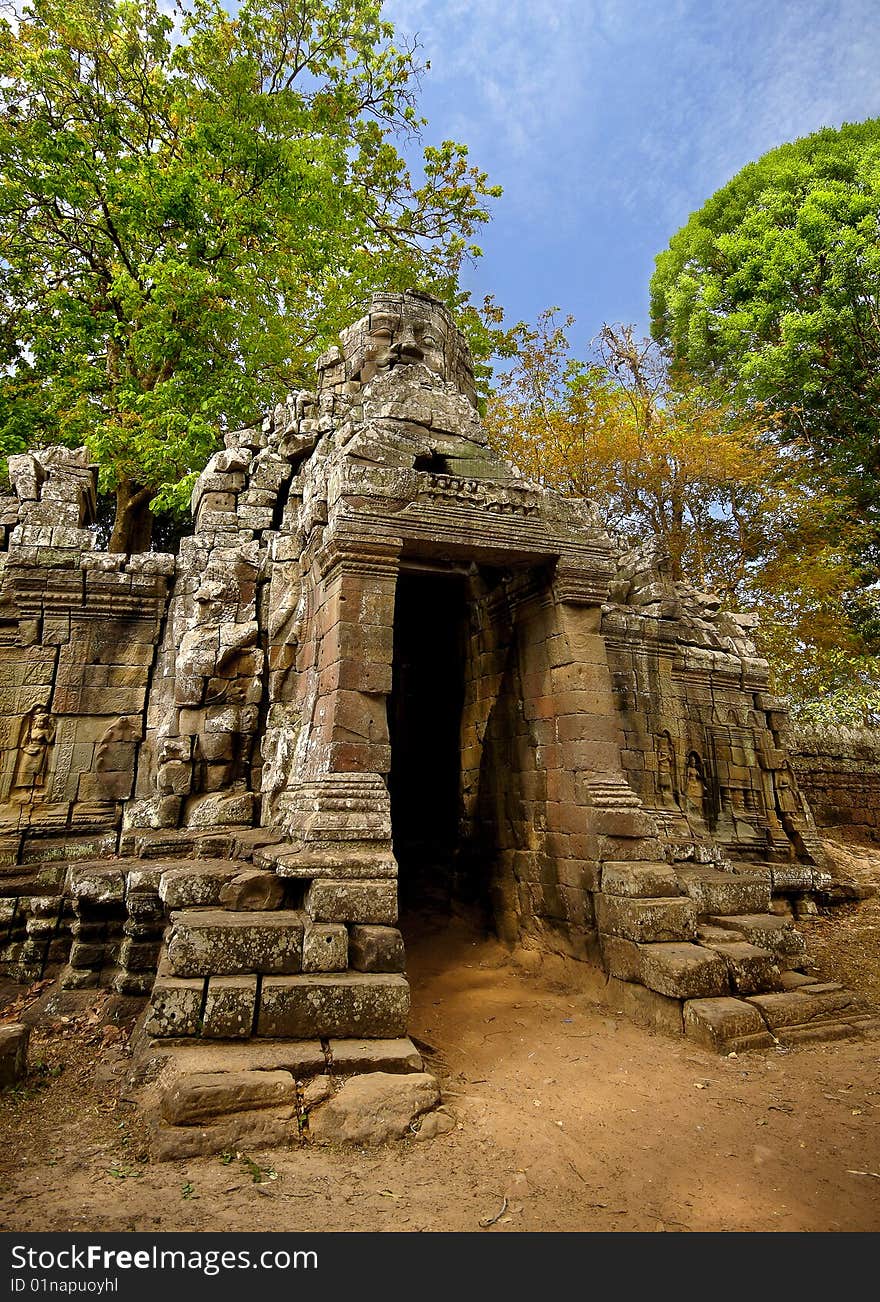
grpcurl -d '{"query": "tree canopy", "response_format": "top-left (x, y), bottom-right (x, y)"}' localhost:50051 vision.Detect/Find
top-left (0, 0), bottom-right (500, 550)
top-left (485, 311), bottom-right (880, 719)
top-left (649, 120), bottom-right (880, 561)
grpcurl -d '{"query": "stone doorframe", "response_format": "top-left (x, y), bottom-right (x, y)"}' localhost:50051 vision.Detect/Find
top-left (268, 503), bottom-right (637, 958)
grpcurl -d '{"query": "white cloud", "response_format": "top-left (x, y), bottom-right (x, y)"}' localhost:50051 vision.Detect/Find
top-left (384, 0), bottom-right (880, 237)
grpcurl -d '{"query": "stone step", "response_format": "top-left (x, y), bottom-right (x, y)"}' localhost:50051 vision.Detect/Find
top-left (778, 970), bottom-right (820, 990)
top-left (698, 939), bottom-right (781, 995)
top-left (676, 866), bottom-right (770, 916)
top-left (0, 872), bottom-right (64, 898)
top-left (605, 933), bottom-right (782, 1001)
top-left (682, 981), bottom-right (877, 1053)
top-left (708, 913), bottom-right (806, 967)
top-left (258, 843), bottom-right (397, 881)
top-left (637, 942), bottom-right (729, 999)
top-left (683, 997), bottom-right (777, 1052)
top-left (161, 1069), bottom-right (296, 1126)
top-left (745, 983), bottom-right (873, 1046)
top-left (596, 894), bottom-right (697, 943)
top-left (137, 1037), bottom-right (421, 1079)
top-left (600, 862), bottom-right (683, 899)
top-left (257, 973), bottom-right (410, 1039)
top-left (156, 861), bottom-right (246, 909)
top-left (145, 967), bottom-right (410, 1040)
top-left (166, 909), bottom-right (306, 977)
top-left (66, 864), bottom-right (126, 904)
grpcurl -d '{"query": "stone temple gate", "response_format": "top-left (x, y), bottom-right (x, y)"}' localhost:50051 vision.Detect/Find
top-left (0, 291), bottom-right (875, 1148)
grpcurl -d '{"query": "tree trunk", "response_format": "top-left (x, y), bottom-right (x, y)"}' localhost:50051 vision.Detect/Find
top-left (669, 490), bottom-right (685, 581)
top-left (109, 479), bottom-right (154, 554)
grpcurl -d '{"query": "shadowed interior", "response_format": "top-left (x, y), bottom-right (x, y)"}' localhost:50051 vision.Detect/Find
top-left (388, 569), bottom-right (472, 918)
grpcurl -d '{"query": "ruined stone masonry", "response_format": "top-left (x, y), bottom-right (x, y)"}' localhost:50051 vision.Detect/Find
top-left (0, 291), bottom-right (875, 1150)
top-left (789, 724), bottom-right (880, 841)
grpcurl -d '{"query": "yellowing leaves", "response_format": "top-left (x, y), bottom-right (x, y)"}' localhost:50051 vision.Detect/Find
top-left (485, 309), bottom-right (879, 718)
top-left (486, 312), bottom-right (780, 585)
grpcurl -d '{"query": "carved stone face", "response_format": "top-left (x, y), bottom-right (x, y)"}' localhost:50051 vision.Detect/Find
top-left (192, 574), bottom-right (238, 626)
top-left (331, 291), bottom-right (477, 406)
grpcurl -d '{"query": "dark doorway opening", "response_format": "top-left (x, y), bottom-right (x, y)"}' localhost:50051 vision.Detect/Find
top-left (388, 569), bottom-right (470, 917)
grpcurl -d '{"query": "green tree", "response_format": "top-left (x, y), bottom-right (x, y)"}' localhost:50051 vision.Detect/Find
top-left (649, 120), bottom-right (880, 558)
top-left (0, 0), bottom-right (500, 550)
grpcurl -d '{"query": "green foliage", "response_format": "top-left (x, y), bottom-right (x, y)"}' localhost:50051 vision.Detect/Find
top-left (0, 0), bottom-right (500, 546)
top-left (783, 650), bottom-right (880, 728)
top-left (650, 120), bottom-right (880, 550)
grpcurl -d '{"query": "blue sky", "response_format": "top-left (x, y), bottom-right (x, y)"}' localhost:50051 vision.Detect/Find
top-left (384, 0), bottom-right (880, 350)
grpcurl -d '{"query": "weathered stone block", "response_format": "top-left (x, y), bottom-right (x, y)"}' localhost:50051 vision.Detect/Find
top-left (328, 1038), bottom-right (422, 1074)
top-left (638, 942), bottom-right (729, 999)
top-left (601, 862), bottom-right (682, 898)
top-left (302, 922), bottom-right (348, 972)
top-left (185, 790), bottom-right (254, 827)
top-left (676, 867), bottom-right (770, 916)
top-left (746, 983), bottom-right (861, 1029)
top-left (143, 975), bottom-right (205, 1038)
top-left (596, 893), bottom-right (696, 943)
top-left (158, 862), bottom-right (241, 909)
top-left (146, 1040), bottom-right (325, 1078)
top-left (196, 491), bottom-right (237, 515)
top-left (596, 835), bottom-right (665, 863)
top-left (601, 935), bottom-right (641, 981)
top-left (202, 976), bottom-right (258, 1038)
top-left (700, 940), bottom-right (780, 995)
top-left (166, 910), bottom-right (305, 977)
top-left (67, 866), bottom-right (125, 904)
top-left (683, 997), bottom-right (774, 1053)
top-left (308, 1071), bottom-right (439, 1146)
top-left (161, 1069), bottom-right (295, 1125)
top-left (267, 846), bottom-right (396, 880)
top-left (708, 913), bottom-right (806, 964)
top-left (606, 977), bottom-right (683, 1037)
top-left (218, 869), bottom-right (285, 912)
top-left (778, 970), bottom-right (819, 990)
top-left (118, 938), bottom-right (161, 972)
top-left (0, 1024), bottom-right (29, 1087)
top-left (125, 893), bottom-right (164, 923)
top-left (257, 973), bottom-right (409, 1038)
top-left (555, 859), bottom-right (601, 892)
top-left (770, 863), bottom-right (817, 892)
top-left (305, 879), bottom-right (397, 925)
top-left (348, 925), bottom-right (405, 973)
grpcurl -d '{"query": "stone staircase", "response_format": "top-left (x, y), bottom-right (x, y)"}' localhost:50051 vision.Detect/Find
top-left (119, 857), bottom-right (410, 1044)
top-left (599, 849), bottom-right (877, 1051)
top-left (134, 854), bottom-right (428, 1161)
top-left (4, 810), bottom-right (877, 1066)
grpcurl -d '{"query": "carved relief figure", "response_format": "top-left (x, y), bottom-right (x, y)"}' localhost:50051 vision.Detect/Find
top-left (11, 706), bottom-right (55, 802)
top-left (172, 553), bottom-right (262, 817)
top-left (773, 762), bottom-right (804, 818)
top-left (656, 732), bottom-right (677, 807)
top-left (95, 717), bottom-right (139, 801)
top-left (684, 751), bottom-right (707, 823)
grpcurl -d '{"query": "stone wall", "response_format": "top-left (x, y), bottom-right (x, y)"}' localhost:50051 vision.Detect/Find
top-left (599, 541), bottom-right (826, 893)
top-left (0, 450), bottom-right (173, 864)
top-left (0, 449), bottom-right (174, 979)
top-left (0, 290), bottom-right (858, 1060)
top-left (789, 724), bottom-right (880, 839)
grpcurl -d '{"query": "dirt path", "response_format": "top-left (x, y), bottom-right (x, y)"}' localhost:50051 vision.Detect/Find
top-left (2, 835), bottom-right (879, 1234)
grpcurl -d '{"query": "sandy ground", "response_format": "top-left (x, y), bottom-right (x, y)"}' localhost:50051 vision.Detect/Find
top-left (1, 837), bottom-right (879, 1235)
